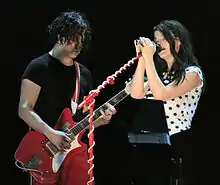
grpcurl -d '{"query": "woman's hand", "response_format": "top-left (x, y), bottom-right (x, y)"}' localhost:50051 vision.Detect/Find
top-left (139, 37), bottom-right (156, 59)
top-left (134, 39), bottom-right (142, 56)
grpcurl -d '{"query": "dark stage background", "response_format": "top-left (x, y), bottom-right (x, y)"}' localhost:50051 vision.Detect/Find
top-left (7, 2), bottom-right (220, 185)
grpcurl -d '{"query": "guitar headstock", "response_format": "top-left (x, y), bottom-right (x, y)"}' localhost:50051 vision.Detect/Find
top-left (124, 77), bottom-right (149, 95)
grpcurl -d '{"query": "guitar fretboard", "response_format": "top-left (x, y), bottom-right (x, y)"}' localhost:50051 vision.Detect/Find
top-left (69, 89), bottom-right (129, 135)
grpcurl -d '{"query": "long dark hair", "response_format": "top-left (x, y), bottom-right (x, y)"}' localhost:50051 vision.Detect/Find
top-left (47, 10), bottom-right (92, 53)
top-left (153, 20), bottom-right (206, 92)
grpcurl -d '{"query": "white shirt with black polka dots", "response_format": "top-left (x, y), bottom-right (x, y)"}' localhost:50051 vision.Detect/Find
top-left (144, 66), bottom-right (203, 136)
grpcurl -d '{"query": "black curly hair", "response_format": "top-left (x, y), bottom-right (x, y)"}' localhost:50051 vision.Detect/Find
top-left (47, 10), bottom-right (92, 52)
top-left (153, 20), bottom-right (206, 92)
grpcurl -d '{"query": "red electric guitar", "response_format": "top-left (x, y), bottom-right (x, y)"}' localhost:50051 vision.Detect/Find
top-left (14, 79), bottom-right (147, 184)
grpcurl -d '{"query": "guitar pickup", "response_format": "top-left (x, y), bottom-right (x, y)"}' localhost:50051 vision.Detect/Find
top-left (24, 155), bottom-right (43, 170)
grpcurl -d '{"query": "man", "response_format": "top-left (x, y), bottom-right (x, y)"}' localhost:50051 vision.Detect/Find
top-left (17, 10), bottom-right (116, 185)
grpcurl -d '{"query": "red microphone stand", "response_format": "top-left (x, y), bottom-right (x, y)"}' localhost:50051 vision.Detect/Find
top-left (77, 53), bottom-right (142, 185)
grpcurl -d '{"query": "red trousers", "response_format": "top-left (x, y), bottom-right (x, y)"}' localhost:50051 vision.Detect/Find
top-left (32, 147), bottom-right (89, 185)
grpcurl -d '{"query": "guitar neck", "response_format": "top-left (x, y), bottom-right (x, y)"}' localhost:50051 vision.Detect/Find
top-left (94, 89), bottom-right (128, 119)
top-left (70, 89), bottom-right (129, 135)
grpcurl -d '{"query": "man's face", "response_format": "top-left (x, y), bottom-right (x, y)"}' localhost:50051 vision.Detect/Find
top-left (59, 35), bottom-right (84, 59)
top-left (63, 40), bottom-right (82, 58)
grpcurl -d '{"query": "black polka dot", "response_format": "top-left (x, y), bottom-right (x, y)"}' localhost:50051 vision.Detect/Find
top-left (173, 113), bottom-right (177, 116)
top-left (169, 107), bottom-right (172, 110)
top-left (170, 121), bottom-right (174, 124)
top-left (175, 126), bottom-right (179, 129)
top-left (176, 104), bottom-right (180, 108)
top-left (192, 96), bottom-right (195, 99)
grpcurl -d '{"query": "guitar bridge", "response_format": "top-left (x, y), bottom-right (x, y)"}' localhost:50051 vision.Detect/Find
top-left (24, 155), bottom-right (43, 170)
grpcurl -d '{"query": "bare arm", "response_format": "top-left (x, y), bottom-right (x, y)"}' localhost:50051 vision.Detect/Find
top-left (130, 57), bottom-right (149, 99)
top-left (18, 79), bottom-right (53, 136)
top-left (144, 59), bottom-right (202, 100)
top-left (18, 79), bottom-right (72, 150)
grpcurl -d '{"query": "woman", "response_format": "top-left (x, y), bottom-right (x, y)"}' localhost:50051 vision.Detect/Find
top-left (129, 20), bottom-right (206, 184)
top-left (130, 19), bottom-right (205, 136)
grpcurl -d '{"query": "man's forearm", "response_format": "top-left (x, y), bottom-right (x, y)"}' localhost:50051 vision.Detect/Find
top-left (84, 117), bottom-right (108, 130)
top-left (18, 107), bottom-right (53, 137)
top-left (93, 117), bottom-right (108, 128)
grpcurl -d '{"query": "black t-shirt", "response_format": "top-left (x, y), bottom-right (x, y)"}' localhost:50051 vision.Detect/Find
top-left (21, 53), bottom-right (93, 128)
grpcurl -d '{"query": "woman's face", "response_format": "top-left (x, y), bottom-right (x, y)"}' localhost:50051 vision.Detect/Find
top-left (154, 30), bottom-right (180, 62)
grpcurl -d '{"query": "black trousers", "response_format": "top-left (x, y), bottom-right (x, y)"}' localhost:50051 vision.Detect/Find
top-left (127, 143), bottom-right (171, 185)
top-left (126, 132), bottom-right (194, 185)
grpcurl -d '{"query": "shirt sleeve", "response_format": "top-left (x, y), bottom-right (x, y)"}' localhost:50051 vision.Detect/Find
top-left (185, 65), bottom-right (204, 90)
top-left (21, 59), bottom-right (46, 87)
top-left (185, 66), bottom-right (203, 80)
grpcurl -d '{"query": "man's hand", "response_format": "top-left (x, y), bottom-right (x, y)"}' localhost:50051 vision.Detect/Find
top-left (45, 129), bottom-right (72, 151)
top-left (96, 103), bottom-right (116, 126)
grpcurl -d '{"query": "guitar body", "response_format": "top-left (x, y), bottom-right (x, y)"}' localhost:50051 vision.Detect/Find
top-left (14, 108), bottom-right (86, 184)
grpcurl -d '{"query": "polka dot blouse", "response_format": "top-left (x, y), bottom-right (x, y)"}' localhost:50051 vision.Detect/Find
top-left (144, 66), bottom-right (204, 136)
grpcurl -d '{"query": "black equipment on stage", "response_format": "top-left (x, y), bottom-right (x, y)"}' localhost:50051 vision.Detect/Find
top-left (128, 98), bottom-right (170, 145)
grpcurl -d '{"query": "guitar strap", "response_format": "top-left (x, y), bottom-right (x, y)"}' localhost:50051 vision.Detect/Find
top-left (71, 61), bottom-right (81, 116)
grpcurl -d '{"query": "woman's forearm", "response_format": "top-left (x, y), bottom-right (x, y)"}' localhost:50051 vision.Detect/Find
top-left (130, 57), bottom-right (146, 99)
top-left (144, 57), bottom-right (167, 99)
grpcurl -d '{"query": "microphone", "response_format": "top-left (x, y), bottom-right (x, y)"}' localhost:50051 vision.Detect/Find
top-left (135, 39), bottom-right (163, 53)
top-left (155, 44), bottom-right (162, 53)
